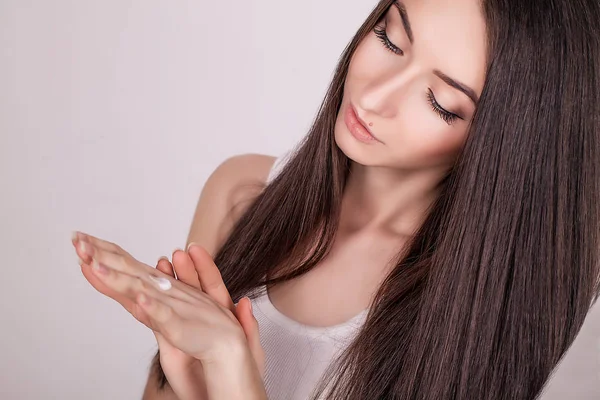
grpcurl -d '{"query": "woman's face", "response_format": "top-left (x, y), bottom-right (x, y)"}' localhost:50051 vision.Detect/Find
top-left (335, 0), bottom-right (487, 171)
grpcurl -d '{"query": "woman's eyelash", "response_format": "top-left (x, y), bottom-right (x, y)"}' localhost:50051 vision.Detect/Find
top-left (373, 25), bottom-right (460, 126)
top-left (426, 88), bottom-right (460, 125)
top-left (374, 26), bottom-right (404, 56)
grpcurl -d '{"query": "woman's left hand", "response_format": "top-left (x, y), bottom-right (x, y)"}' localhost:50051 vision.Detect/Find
top-left (73, 231), bottom-right (250, 367)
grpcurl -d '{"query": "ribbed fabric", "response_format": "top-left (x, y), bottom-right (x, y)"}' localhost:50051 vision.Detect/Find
top-left (246, 152), bottom-right (369, 399)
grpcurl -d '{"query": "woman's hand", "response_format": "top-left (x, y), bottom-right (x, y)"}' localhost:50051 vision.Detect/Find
top-left (151, 252), bottom-right (207, 399)
top-left (72, 231), bottom-right (266, 399)
top-left (151, 247), bottom-right (264, 399)
top-left (162, 245), bottom-right (265, 378)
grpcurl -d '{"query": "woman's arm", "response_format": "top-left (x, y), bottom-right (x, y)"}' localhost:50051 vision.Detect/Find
top-left (74, 231), bottom-right (265, 400)
top-left (142, 154), bottom-right (276, 399)
top-left (141, 356), bottom-right (182, 400)
top-left (202, 341), bottom-right (268, 400)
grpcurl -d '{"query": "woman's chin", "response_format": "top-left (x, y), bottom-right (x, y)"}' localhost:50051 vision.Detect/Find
top-left (334, 126), bottom-right (379, 166)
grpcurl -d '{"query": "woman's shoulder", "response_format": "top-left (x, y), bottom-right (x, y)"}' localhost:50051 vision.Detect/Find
top-left (186, 153), bottom-right (277, 254)
top-left (213, 153), bottom-right (278, 186)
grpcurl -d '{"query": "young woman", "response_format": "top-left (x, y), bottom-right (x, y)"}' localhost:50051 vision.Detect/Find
top-left (74, 0), bottom-right (600, 398)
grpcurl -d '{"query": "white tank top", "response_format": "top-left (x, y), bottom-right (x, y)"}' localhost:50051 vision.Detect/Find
top-left (247, 152), bottom-right (369, 399)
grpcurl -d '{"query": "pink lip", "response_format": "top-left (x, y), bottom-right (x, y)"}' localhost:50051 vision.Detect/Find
top-left (344, 103), bottom-right (381, 144)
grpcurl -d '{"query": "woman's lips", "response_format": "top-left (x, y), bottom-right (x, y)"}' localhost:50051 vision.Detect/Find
top-left (344, 103), bottom-right (381, 144)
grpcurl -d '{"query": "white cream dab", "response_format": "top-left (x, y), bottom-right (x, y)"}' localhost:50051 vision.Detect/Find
top-left (149, 275), bottom-right (172, 291)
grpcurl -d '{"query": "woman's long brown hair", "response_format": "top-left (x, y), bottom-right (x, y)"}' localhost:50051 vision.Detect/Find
top-left (153, 0), bottom-right (600, 398)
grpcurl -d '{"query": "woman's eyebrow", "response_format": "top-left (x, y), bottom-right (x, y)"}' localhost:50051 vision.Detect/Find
top-left (393, 1), bottom-right (479, 105)
top-left (393, 1), bottom-right (414, 44)
top-left (434, 69), bottom-right (479, 105)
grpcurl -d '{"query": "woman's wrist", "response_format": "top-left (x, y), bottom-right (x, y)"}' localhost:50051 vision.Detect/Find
top-left (154, 353), bottom-right (208, 400)
top-left (202, 340), bottom-right (267, 400)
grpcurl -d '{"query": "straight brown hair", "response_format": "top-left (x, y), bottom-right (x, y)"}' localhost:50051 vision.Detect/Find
top-left (154, 0), bottom-right (600, 398)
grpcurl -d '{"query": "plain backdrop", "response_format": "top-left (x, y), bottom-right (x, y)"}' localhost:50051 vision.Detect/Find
top-left (1, 1), bottom-right (599, 399)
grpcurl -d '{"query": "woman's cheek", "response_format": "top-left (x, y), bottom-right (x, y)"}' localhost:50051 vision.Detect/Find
top-left (387, 115), bottom-right (465, 166)
top-left (414, 124), bottom-right (468, 163)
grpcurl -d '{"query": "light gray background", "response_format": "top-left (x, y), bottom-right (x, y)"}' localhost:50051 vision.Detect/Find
top-left (1, 1), bottom-right (598, 399)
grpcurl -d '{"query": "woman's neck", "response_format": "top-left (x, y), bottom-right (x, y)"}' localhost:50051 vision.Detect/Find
top-left (340, 162), bottom-right (445, 237)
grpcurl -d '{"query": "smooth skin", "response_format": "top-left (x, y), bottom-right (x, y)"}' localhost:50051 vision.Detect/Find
top-left (151, 248), bottom-right (265, 399)
top-left (76, 153), bottom-right (275, 400)
top-left (72, 231), bottom-right (266, 400)
top-left (77, 0), bottom-right (488, 397)
top-left (269, 0), bottom-right (485, 330)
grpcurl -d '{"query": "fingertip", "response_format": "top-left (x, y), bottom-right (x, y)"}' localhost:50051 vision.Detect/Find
top-left (187, 244), bottom-right (214, 269)
top-left (245, 296), bottom-right (253, 314)
top-left (187, 242), bottom-right (208, 257)
top-left (172, 248), bottom-right (184, 258)
top-left (172, 248), bottom-right (193, 269)
top-left (158, 256), bottom-right (169, 263)
top-left (156, 257), bottom-right (175, 277)
top-left (172, 248), bottom-right (193, 264)
top-left (242, 297), bottom-right (256, 321)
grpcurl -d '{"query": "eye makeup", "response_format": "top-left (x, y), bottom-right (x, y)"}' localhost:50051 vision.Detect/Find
top-left (426, 88), bottom-right (461, 125)
top-left (373, 23), bottom-right (464, 126)
top-left (374, 25), bottom-right (404, 55)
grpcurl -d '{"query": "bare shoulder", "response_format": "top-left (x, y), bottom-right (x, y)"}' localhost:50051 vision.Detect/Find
top-left (186, 153), bottom-right (277, 256)
top-left (210, 153), bottom-right (277, 188)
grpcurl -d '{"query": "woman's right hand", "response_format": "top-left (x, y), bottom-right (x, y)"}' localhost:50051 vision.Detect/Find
top-left (153, 245), bottom-right (264, 400)
top-left (151, 250), bottom-right (206, 400)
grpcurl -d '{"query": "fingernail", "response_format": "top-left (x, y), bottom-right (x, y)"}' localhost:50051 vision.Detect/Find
top-left (247, 297), bottom-right (252, 313)
top-left (92, 259), bottom-right (108, 274)
top-left (71, 231), bottom-right (79, 241)
top-left (186, 242), bottom-right (197, 251)
top-left (79, 241), bottom-right (91, 256)
top-left (158, 256), bottom-right (169, 262)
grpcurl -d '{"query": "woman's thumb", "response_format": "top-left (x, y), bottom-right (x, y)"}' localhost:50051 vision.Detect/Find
top-left (238, 297), bottom-right (265, 378)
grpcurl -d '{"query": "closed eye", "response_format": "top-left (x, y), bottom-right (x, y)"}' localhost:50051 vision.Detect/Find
top-left (374, 25), bottom-right (403, 56)
top-left (373, 22), bottom-right (464, 126)
top-left (426, 88), bottom-right (462, 125)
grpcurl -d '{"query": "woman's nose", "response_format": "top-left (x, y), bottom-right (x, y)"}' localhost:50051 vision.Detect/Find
top-left (359, 65), bottom-right (418, 119)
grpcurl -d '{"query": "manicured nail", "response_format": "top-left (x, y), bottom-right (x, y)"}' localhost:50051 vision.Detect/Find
top-left (186, 242), bottom-right (197, 251)
top-left (247, 297), bottom-right (252, 312)
top-left (71, 231), bottom-right (79, 241)
top-left (92, 258), bottom-right (108, 274)
top-left (79, 241), bottom-right (91, 256)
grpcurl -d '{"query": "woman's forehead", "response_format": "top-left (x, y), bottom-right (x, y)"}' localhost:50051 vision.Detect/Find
top-left (394, 0), bottom-right (488, 97)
